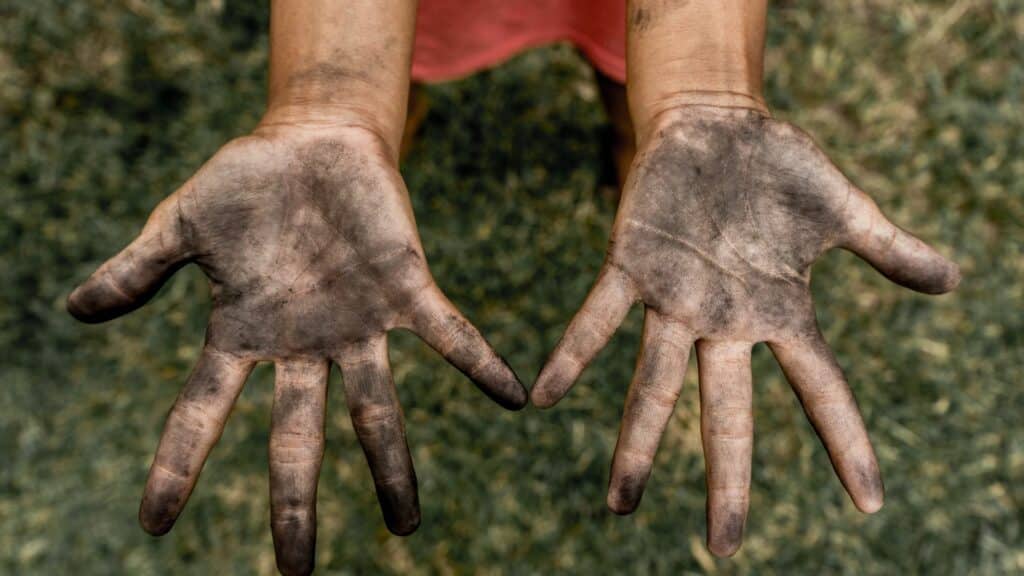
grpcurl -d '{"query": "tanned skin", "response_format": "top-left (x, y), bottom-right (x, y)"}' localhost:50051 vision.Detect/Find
top-left (67, 0), bottom-right (962, 570)
top-left (67, 2), bottom-right (527, 575)
top-left (532, 0), bottom-right (960, 558)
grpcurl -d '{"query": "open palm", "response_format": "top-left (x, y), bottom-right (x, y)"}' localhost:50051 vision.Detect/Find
top-left (68, 126), bottom-right (527, 576)
top-left (531, 106), bottom-right (959, 556)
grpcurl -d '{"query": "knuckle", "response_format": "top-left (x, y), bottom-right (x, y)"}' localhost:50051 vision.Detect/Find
top-left (170, 401), bottom-right (217, 433)
top-left (350, 403), bottom-right (400, 430)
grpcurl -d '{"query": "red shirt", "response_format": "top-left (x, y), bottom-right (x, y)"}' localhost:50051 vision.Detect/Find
top-left (412, 0), bottom-right (627, 84)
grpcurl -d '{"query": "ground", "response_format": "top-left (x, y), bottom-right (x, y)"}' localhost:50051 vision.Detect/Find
top-left (1, 1), bottom-right (1022, 574)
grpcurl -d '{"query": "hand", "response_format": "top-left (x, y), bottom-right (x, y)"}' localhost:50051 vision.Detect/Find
top-left (68, 125), bottom-right (527, 575)
top-left (531, 106), bottom-right (959, 557)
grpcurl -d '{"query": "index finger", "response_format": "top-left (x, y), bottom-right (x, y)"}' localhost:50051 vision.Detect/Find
top-left (408, 284), bottom-right (527, 410)
top-left (531, 264), bottom-right (636, 408)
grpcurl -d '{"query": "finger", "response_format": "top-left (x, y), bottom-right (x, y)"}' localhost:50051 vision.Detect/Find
top-left (841, 188), bottom-right (960, 294)
top-left (269, 358), bottom-right (329, 576)
top-left (532, 264), bottom-right (636, 408)
top-left (336, 335), bottom-right (420, 536)
top-left (68, 195), bottom-right (192, 323)
top-left (769, 332), bottom-right (884, 513)
top-left (409, 284), bottom-right (527, 410)
top-left (607, 311), bottom-right (692, 514)
top-left (697, 341), bottom-right (753, 558)
top-left (139, 347), bottom-right (253, 535)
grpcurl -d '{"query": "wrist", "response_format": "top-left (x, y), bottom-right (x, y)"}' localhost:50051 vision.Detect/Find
top-left (638, 88), bottom-right (769, 127)
top-left (638, 102), bottom-right (769, 148)
top-left (264, 0), bottom-right (417, 159)
top-left (627, 0), bottom-right (768, 136)
top-left (257, 103), bottom-right (402, 162)
top-left (254, 106), bottom-right (401, 165)
top-left (630, 80), bottom-right (768, 143)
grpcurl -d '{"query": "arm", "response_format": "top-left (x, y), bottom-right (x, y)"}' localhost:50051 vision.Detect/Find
top-left (626, 0), bottom-right (768, 133)
top-left (533, 0), bottom-right (959, 558)
top-left (68, 2), bottom-right (526, 575)
top-left (262, 0), bottom-right (416, 154)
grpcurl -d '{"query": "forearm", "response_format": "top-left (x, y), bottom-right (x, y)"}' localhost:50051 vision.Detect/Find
top-left (260, 0), bottom-right (418, 158)
top-left (627, 0), bottom-right (768, 137)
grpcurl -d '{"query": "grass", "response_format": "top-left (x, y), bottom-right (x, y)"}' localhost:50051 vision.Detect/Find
top-left (2, 0), bottom-right (1022, 574)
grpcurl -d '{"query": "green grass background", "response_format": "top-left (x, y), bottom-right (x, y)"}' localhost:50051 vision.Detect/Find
top-left (2, 1), bottom-right (1022, 574)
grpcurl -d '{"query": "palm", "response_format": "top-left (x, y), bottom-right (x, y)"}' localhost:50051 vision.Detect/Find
top-left (68, 127), bottom-right (526, 576)
top-left (532, 106), bottom-right (959, 557)
top-left (186, 134), bottom-right (432, 353)
top-left (614, 108), bottom-right (856, 340)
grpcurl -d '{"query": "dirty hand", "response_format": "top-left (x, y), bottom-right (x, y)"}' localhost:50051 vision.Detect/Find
top-left (68, 125), bottom-right (527, 571)
top-left (531, 106), bottom-right (959, 556)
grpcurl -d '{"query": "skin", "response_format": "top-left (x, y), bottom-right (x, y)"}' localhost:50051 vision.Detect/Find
top-left (67, 126), bottom-right (529, 571)
top-left (67, 0), bottom-right (961, 569)
top-left (532, 0), bottom-right (961, 559)
top-left (68, 1), bottom-right (526, 575)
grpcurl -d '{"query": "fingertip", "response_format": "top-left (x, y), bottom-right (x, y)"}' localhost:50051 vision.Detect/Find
top-left (277, 558), bottom-right (315, 576)
top-left (877, 252), bottom-right (962, 295)
top-left (378, 482), bottom-right (421, 537)
top-left (932, 258), bottom-right (961, 295)
top-left (139, 520), bottom-right (174, 537)
top-left (708, 536), bottom-right (743, 558)
top-left (138, 468), bottom-right (191, 536)
top-left (606, 489), bottom-right (642, 516)
top-left (475, 371), bottom-right (528, 411)
top-left (529, 384), bottom-right (561, 409)
top-left (946, 261), bottom-right (963, 292)
top-left (853, 485), bottom-right (885, 514)
top-left (849, 217), bottom-right (963, 295)
top-left (606, 468), bottom-right (649, 515)
top-left (67, 226), bottom-right (187, 323)
top-left (488, 383), bottom-right (528, 411)
top-left (850, 462), bottom-right (885, 514)
top-left (385, 511), bottom-right (421, 537)
top-left (607, 501), bottom-right (638, 516)
top-left (501, 385), bottom-right (529, 411)
top-left (271, 520), bottom-right (317, 576)
top-left (529, 356), bottom-right (579, 409)
top-left (490, 357), bottom-right (528, 411)
top-left (857, 494), bottom-right (885, 515)
top-left (66, 273), bottom-right (145, 323)
top-left (138, 498), bottom-right (177, 537)
top-left (707, 510), bottom-right (746, 558)
top-left (271, 511), bottom-right (318, 576)
top-left (65, 286), bottom-right (90, 321)
top-left (901, 251), bottom-right (961, 295)
top-left (66, 282), bottom-right (111, 323)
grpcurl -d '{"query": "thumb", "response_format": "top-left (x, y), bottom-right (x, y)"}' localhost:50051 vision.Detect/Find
top-left (68, 195), bottom-right (192, 323)
top-left (840, 187), bottom-right (960, 295)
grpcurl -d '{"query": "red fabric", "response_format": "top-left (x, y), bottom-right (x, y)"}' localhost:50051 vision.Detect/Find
top-left (412, 0), bottom-right (626, 84)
